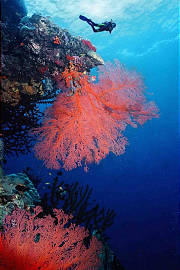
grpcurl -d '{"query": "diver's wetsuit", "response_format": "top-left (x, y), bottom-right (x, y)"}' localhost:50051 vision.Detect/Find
top-left (88, 20), bottom-right (114, 33)
top-left (79, 15), bottom-right (116, 34)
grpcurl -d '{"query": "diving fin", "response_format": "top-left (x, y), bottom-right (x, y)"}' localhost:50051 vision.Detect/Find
top-left (79, 15), bottom-right (91, 22)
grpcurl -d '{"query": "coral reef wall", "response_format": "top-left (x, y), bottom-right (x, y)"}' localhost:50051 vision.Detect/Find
top-left (2, 0), bottom-right (104, 106)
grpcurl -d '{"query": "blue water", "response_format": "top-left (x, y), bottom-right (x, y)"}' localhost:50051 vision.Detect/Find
top-left (5, 1), bottom-right (179, 269)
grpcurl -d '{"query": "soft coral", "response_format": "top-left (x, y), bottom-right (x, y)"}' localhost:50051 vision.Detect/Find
top-left (0, 207), bottom-right (102, 270)
top-left (33, 60), bottom-right (158, 171)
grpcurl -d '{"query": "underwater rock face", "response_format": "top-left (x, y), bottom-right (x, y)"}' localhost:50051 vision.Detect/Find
top-left (1, 79), bottom-right (44, 106)
top-left (2, 12), bottom-right (104, 105)
top-left (87, 50), bottom-right (104, 65)
top-left (0, 139), bottom-right (4, 164)
top-left (0, 173), bottom-right (40, 227)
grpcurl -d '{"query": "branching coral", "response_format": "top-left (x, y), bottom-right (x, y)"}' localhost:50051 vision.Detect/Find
top-left (24, 167), bottom-right (116, 237)
top-left (33, 60), bottom-right (158, 171)
top-left (0, 206), bottom-right (102, 270)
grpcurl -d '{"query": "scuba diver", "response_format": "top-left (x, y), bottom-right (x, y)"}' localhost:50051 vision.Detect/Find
top-left (79, 15), bottom-right (116, 34)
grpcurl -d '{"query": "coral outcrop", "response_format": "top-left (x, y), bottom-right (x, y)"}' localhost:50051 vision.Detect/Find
top-left (2, 1), bottom-right (104, 106)
top-left (0, 173), bottom-right (40, 227)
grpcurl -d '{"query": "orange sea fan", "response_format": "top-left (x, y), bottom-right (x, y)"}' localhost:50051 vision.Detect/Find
top-left (0, 207), bottom-right (102, 270)
top-left (33, 60), bottom-right (158, 171)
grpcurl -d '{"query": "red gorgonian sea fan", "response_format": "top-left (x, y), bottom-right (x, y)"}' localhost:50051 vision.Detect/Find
top-left (0, 207), bottom-right (102, 270)
top-left (33, 60), bottom-right (159, 171)
top-left (81, 39), bottom-right (96, 52)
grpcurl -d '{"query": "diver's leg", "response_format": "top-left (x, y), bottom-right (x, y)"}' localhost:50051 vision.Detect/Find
top-left (89, 24), bottom-right (98, 32)
top-left (86, 20), bottom-right (93, 26)
top-left (79, 15), bottom-right (99, 28)
top-left (86, 21), bottom-right (99, 32)
top-left (87, 20), bottom-right (99, 27)
top-left (90, 21), bottom-right (99, 26)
